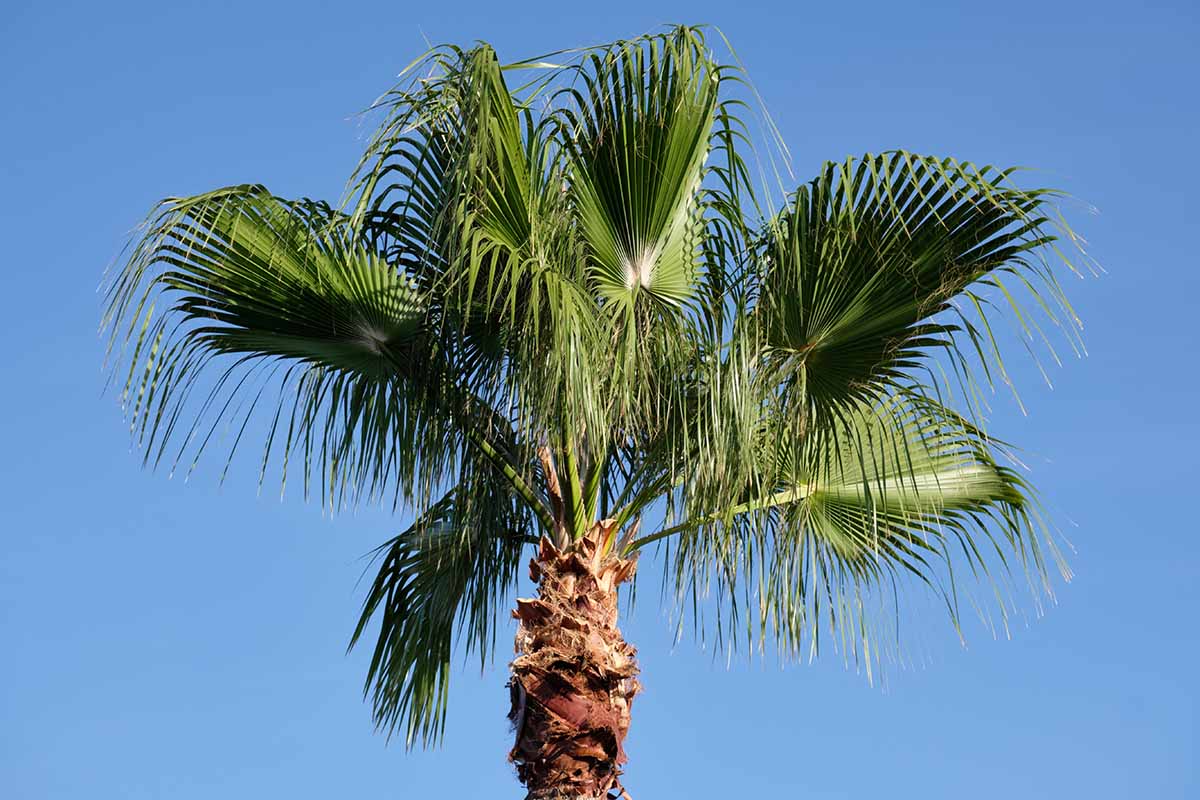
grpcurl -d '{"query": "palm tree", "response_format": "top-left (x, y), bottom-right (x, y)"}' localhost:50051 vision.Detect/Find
top-left (103, 26), bottom-right (1085, 800)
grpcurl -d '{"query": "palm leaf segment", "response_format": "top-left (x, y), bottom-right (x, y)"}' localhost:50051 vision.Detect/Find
top-left (103, 26), bottom-right (1085, 746)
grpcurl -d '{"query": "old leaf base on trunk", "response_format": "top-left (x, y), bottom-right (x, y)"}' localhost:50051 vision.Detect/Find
top-left (508, 521), bottom-right (640, 799)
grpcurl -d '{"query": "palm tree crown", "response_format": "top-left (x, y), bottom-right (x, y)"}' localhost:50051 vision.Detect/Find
top-left (104, 25), bottom-right (1085, 757)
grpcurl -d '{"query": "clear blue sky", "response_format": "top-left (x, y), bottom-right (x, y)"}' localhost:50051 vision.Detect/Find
top-left (2, 1), bottom-right (1196, 797)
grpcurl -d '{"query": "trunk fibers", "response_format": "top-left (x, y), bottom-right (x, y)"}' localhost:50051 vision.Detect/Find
top-left (508, 521), bottom-right (639, 799)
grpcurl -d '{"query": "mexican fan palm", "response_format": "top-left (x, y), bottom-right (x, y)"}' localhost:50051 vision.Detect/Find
top-left (103, 26), bottom-right (1085, 799)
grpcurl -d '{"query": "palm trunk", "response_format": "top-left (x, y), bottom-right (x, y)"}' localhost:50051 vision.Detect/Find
top-left (508, 520), bottom-right (640, 800)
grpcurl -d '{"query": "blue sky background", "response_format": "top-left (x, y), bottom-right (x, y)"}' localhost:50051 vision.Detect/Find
top-left (2, 1), bottom-right (1197, 797)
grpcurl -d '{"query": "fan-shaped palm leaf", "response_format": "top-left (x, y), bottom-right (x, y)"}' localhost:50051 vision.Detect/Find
top-left (756, 153), bottom-right (1079, 428)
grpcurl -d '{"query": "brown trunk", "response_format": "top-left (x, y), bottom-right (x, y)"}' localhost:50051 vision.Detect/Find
top-left (508, 520), bottom-right (640, 800)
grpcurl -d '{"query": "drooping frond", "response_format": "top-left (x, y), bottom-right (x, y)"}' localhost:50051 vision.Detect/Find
top-left (350, 452), bottom-right (532, 747)
top-left (102, 184), bottom-right (540, 512)
top-left (662, 392), bottom-right (1057, 672)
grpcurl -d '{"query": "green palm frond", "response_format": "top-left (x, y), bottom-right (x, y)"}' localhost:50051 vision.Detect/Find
top-left (542, 28), bottom-right (762, 504)
top-left (789, 395), bottom-right (1044, 572)
top-left (755, 152), bottom-right (1081, 426)
top-left (348, 42), bottom-right (611, 465)
top-left (102, 184), bottom-right (546, 513)
top-left (104, 186), bottom-right (413, 489)
top-left (559, 29), bottom-right (718, 310)
top-left (665, 393), bottom-right (1056, 671)
top-left (352, 44), bottom-right (539, 309)
top-left (350, 455), bottom-right (531, 747)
